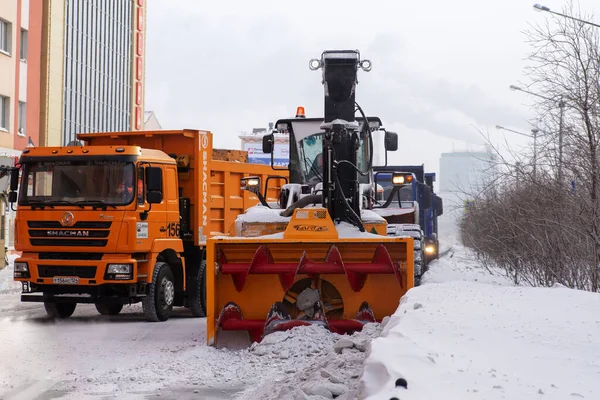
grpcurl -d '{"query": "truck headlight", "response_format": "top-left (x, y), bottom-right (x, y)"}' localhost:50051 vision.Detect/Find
top-left (105, 264), bottom-right (133, 280)
top-left (425, 244), bottom-right (436, 255)
top-left (107, 264), bottom-right (132, 274)
top-left (14, 262), bottom-right (30, 278)
top-left (241, 176), bottom-right (261, 193)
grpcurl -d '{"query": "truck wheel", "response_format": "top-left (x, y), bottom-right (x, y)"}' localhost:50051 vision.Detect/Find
top-left (413, 248), bottom-right (423, 286)
top-left (44, 302), bottom-right (76, 318)
top-left (189, 260), bottom-right (207, 317)
top-left (95, 303), bottom-right (123, 315)
top-left (414, 275), bottom-right (422, 287)
top-left (143, 262), bottom-right (175, 322)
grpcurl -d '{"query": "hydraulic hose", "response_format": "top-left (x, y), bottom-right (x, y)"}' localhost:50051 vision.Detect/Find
top-left (279, 194), bottom-right (323, 217)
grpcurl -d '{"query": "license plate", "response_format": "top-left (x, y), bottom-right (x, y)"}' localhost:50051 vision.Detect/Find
top-left (52, 277), bottom-right (79, 285)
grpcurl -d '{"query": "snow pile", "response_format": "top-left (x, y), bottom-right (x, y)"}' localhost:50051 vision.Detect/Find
top-left (242, 323), bottom-right (384, 400)
top-left (337, 221), bottom-right (408, 239)
top-left (359, 245), bottom-right (600, 399)
top-left (360, 209), bottom-right (385, 222)
top-left (371, 207), bottom-right (416, 218)
top-left (0, 254), bottom-right (20, 294)
top-left (237, 205), bottom-right (291, 223)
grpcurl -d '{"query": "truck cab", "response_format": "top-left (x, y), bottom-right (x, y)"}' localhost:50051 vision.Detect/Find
top-left (12, 143), bottom-right (183, 319)
top-left (11, 129), bottom-right (287, 321)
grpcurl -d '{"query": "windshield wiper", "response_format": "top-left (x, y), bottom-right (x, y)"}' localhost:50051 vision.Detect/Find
top-left (73, 200), bottom-right (117, 210)
top-left (24, 200), bottom-right (55, 210)
top-left (303, 156), bottom-right (323, 183)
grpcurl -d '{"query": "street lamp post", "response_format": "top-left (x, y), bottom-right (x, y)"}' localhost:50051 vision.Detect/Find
top-left (509, 85), bottom-right (564, 182)
top-left (496, 125), bottom-right (539, 180)
top-left (533, 4), bottom-right (600, 29)
top-left (558, 97), bottom-right (565, 182)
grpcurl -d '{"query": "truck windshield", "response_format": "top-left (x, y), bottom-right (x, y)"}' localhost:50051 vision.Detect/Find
top-left (298, 133), bottom-right (369, 185)
top-left (19, 159), bottom-right (136, 206)
top-left (376, 175), bottom-right (413, 203)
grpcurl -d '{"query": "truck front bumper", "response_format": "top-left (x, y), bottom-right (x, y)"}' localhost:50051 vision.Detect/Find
top-left (14, 253), bottom-right (148, 303)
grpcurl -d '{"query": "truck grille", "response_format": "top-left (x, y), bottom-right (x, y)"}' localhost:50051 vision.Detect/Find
top-left (38, 265), bottom-right (97, 278)
top-left (27, 221), bottom-right (112, 247)
top-left (39, 252), bottom-right (104, 261)
top-left (27, 221), bottom-right (112, 229)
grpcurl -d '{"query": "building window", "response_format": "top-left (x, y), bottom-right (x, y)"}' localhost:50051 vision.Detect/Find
top-left (0, 19), bottom-right (11, 54)
top-left (18, 101), bottom-right (26, 136)
top-left (20, 28), bottom-right (27, 60)
top-left (0, 96), bottom-right (9, 130)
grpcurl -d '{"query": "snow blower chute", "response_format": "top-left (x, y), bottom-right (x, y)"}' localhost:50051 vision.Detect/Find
top-left (205, 50), bottom-right (414, 347)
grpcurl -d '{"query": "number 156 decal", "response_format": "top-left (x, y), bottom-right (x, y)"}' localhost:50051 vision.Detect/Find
top-left (167, 223), bottom-right (180, 237)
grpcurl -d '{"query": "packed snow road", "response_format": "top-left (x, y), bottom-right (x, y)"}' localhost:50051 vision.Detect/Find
top-left (0, 259), bottom-right (375, 400)
top-left (0, 293), bottom-right (231, 399)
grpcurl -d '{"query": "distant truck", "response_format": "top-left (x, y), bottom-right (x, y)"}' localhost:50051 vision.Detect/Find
top-left (371, 164), bottom-right (443, 285)
top-left (10, 129), bottom-right (287, 320)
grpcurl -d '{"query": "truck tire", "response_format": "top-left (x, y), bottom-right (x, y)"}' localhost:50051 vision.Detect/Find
top-left (143, 262), bottom-right (175, 322)
top-left (189, 260), bottom-right (207, 318)
top-left (44, 302), bottom-right (76, 318)
top-left (95, 303), bottom-right (123, 315)
top-left (413, 247), bottom-right (424, 287)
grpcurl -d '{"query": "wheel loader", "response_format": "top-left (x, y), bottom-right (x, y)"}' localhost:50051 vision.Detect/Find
top-left (205, 50), bottom-right (415, 347)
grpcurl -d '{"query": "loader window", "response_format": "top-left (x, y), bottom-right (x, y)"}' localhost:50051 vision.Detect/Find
top-left (298, 133), bottom-right (370, 185)
top-left (299, 134), bottom-right (323, 184)
top-left (19, 159), bottom-right (136, 206)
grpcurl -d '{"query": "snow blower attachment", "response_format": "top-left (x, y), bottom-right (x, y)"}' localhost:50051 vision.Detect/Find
top-left (206, 50), bottom-right (414, 347)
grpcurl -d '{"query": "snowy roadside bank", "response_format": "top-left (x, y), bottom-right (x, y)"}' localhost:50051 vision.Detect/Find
top-left (359, 245), bottom-right (600, 399)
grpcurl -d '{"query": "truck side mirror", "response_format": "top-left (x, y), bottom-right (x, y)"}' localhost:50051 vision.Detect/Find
top-left (145, 167), bottom-right (163, 204)
top-left (10, 168), bottom-right (19, 191)
top-left (384, 131), bottom-right (398, 152)
top-left (262, 134), bottom-right (274, 154)
top-left (8, 191), bottom-right (17, 203)
top-left (436, 195), bottom-right (444, 216)
top-left (420, 183), bottom-right (432, 210)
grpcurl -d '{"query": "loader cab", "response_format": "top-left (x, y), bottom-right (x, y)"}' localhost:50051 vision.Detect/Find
top-left (263, 116), bottom-right (384, 187)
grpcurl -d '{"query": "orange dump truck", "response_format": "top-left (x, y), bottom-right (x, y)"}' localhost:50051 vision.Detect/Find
top-left (10, 129), bottom-right (287, 321)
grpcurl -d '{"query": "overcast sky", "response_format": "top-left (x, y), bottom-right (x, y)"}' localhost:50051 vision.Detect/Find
top-left (145, 0), bottom-right (598, 186)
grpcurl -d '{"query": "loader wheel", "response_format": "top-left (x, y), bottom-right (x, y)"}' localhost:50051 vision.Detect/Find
top-left (143, 262), bottom-right (175, 322)
top-left (95, 303), bottom-right (123, 315)
top-left (189, 260), bottom-right (207, 317)
top-left (44, 302), bottom-right (76, 319)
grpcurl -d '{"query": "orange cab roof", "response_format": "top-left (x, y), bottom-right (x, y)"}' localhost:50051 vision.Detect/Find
top-left (19, 145), bottom-right (176, 165)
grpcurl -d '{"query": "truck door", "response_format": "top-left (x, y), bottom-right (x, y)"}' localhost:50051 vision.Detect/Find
top-left (137, 165), bottom-right (168, 242)
top-left (164, 166), bottom-right (180, 239)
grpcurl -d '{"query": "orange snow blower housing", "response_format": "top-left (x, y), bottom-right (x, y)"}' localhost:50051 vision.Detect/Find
top-left (206, 50), bottom-right (414, 347)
